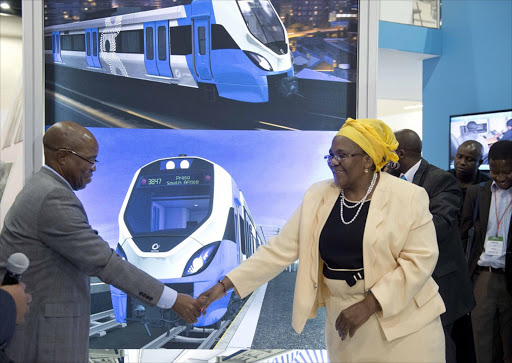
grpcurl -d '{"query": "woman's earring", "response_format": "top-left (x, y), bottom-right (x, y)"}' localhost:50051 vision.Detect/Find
top-left (364, 168), bottom-right (369, 173)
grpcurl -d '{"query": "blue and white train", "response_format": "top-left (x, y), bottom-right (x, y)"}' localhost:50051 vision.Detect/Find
top-left (44, 0), bottom-right (297, 103)
top-left (110, 156), bottom-right (262, 327)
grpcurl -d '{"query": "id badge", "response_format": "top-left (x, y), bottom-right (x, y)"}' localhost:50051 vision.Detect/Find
top-left (486, 236), bottom-right (504, 256)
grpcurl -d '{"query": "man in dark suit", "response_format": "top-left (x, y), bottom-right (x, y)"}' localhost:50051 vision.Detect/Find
top-left (0, 121), bottom-right (202, 363)
top-left (460, 140), bottom-right (512, 363)
top-left (393, 129), bottom-right (475, 363)
top-left (0, 282), bottom-right (31, 363)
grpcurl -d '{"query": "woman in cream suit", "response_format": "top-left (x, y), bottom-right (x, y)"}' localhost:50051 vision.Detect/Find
top-left (199, 118), bottom-right (446, 362)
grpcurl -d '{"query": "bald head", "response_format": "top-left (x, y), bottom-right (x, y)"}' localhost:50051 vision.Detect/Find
top-left (43, 121), bottom-right (98, 190)
top-left (394, 129), bottom-right (422, 174)
top-left (43, 121), bottom-right (97, 155)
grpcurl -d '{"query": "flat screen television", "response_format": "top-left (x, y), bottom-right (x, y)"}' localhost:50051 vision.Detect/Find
top-left (449, 109), bottom-right (512, 170)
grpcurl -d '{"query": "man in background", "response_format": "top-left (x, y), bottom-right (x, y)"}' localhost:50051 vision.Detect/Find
top-left (450, 140), bottom-right (491, 203)
top-left (460, 140), bottom-right (512, 363)
top-left (393, 129), bottom-right (475, 363)
top-left (0, 121), bottom-right (201, 363)
top-left (458, 121), bottom-right (490, 162)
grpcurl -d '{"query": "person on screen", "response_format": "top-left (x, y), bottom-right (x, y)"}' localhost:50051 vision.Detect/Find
top-left (393, 129), bottom-right (475, 363)
top-left (460, 140), bottom-right (512, 363)
top-left (497, 119), bottom-right (512, 141)
top-left (458, 121), bottom-right (490, 163)
top-left (0, 121), bottom-right (202, 363)
top-left (198, 118), bottom-right (446, 362)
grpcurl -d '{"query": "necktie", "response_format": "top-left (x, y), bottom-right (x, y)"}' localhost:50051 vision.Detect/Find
top-left (400, 175), bottom-right (407, 181)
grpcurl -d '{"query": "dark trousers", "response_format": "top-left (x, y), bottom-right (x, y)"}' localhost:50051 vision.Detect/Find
top-left (471, 270), bottom-right (512, 363)
top-left (452, 314), bottom-right (477, 363)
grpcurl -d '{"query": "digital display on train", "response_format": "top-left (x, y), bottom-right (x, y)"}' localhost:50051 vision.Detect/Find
top-left (137, 173), bottom-right (211, 187)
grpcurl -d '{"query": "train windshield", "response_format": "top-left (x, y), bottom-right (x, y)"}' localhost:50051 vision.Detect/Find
top-left (237, 0), bottom-right (287, 55)
top-left (124, 165), bottom-right (214, 239)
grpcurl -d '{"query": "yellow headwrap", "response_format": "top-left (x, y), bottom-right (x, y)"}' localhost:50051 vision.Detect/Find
top-left (336, 118), bottom-right (399, 172)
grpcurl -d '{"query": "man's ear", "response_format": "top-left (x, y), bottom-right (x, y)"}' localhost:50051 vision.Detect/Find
top-left (56, 149), bottom-right (68, 165)
top-left (396, 149), bottom-right (405, 160)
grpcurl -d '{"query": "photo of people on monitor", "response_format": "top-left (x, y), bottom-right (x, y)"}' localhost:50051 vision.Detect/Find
top-left (450, 109), bottom-right (512, 170)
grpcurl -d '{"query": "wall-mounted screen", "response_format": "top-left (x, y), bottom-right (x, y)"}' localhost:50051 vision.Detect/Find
top-left (449, 109), bottom-right (512, 170)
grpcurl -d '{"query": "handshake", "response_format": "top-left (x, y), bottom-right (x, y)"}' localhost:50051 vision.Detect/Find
top-left (171, 278), bottom-right (233, 324)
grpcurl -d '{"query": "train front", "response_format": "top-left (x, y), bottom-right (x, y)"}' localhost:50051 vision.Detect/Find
top-left (209, 0), bottom-right (297, 103)
top-left (111, 157), bottom-right (239, 328)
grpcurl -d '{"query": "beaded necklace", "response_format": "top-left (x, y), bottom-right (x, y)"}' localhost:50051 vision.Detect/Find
top-left (340, 173), bottom-right (377, 225)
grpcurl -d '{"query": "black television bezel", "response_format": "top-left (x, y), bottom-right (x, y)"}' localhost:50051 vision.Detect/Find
top-left (449, 108), bottom-right (512, 171)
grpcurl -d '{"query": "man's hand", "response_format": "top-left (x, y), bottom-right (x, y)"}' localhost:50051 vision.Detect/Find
top-left (1, 282), bottom-right (32, 324)
top-left (335, 292), bottom-right (380, 340)
top-left (171, 293), bottom-right (201, 324)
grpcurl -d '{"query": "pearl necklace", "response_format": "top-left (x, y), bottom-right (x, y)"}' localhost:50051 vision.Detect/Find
top-left (340, 173), bottom-right (377, 225)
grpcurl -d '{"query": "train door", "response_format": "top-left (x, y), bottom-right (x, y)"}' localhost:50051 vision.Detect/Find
top-left (193, 17), bottom-right (212, 81)
top-left (52, 32), bottom-right (62, 63)
top-left (144, 22), bottom-right (172, 77)
top-left (155, 21), bottom-right (173, 77)
top-left (85, 28), bottom-right (101, 68)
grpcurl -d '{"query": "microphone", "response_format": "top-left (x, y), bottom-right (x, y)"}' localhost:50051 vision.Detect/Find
top-left (2, 253), bottom-right (29, 286)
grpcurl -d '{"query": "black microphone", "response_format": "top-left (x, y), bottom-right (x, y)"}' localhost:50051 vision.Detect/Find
top-left (2, 253), bottom-right (29, 285)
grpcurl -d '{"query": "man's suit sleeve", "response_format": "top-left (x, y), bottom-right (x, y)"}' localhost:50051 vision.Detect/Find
top-left (37, 188), bottom-right (164, 306)
top-left (427, 171), bottom-right (462, 244)
top-left (0, 289), bottom-right (16, 349)
top-left (460, 184), bottom-right (479, 248)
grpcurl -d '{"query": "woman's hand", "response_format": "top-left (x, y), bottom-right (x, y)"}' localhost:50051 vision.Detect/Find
top-left (335, 292), bottom-right (381, 340)
top-left (197, 277), bottom-right (234, 315)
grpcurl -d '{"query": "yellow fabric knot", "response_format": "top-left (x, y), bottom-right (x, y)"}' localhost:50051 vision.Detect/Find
top-left (336, 118), bottom-right (399, 172)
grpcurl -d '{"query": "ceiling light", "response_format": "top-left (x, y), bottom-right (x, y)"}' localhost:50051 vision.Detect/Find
top-left (1, 2), bottom-right (10, 9)
top-left (403, 104), bottom-right (423, 110)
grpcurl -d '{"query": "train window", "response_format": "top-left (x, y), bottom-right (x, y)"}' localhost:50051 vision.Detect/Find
top-left (93, 32), bottom-right (98, 56)
top-left (158, 26), bottom-right (167, 61)
top-left (198, 26), bottom-right (206, 55)
top-left (73, 34), bottom-right (85, 51)
top-left (170, 26), bottom-right (192, 55)
top-left (117, 30), bottom-right (144, 54)
top-left (45, 36), bottom-right (52, 51)
top-left (146, 27), bottom-right (154, 60)
top-left (211, 24), bottom-right (239, 50)
top-left (222, 208), bottom-right (236, 242)
top-left (61, 35), bottom-right (72, 51)
top-left (86, 33), bottom-right (91, 56)
top-left (239, 215), bottom-right (246, 255)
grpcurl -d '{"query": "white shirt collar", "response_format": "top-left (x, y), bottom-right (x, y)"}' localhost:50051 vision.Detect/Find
top-left (401, 159), bottom-right (422, 182)
top-left (43, 165), bottom-right (73, 191)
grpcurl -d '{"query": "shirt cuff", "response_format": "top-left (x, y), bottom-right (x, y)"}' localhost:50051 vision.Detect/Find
top-left (156, 286), bottom-right (178, 309)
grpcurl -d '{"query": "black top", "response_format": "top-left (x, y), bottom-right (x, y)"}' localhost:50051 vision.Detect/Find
top-left (319, 194), bottom-right (370, 280)
top-left (448, 169), bottom-right (490, 204)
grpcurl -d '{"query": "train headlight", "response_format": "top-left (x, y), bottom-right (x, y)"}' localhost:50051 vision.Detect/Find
top-left (183, 242), bottom-right (220, 277)
top-left (244, 51), bottom-right (273, 72)
top-left (165, 160), bottom-right (176, 170)
top-left (180, 160), bottom-right (190, 169)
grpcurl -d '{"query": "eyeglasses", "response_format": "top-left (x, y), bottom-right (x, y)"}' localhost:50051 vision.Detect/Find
top-left (324, 153), bottom-right (363, 164)
top-left (60, 148), bottom-right (98, 166)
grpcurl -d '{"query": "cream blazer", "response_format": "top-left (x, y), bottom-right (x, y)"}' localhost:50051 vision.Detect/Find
top-left (227, 172), bottom-right (446, 342)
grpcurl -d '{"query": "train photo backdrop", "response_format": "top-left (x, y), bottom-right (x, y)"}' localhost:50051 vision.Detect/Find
top-left (42, 0), bottom-right (358, 349)
top-left (44, 0), bottom-right (359, 131)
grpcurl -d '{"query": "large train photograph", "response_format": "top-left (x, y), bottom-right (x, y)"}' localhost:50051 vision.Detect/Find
top-left (110, 155), bottom-right (262, 329)
top-left (44, 0), bottom-right (359, 130)
top-left (44, 0), bottom-right (297, 104)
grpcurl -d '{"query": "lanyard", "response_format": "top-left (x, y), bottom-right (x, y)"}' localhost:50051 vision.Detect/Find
top-left (494, 191), bottom-right (512, 237)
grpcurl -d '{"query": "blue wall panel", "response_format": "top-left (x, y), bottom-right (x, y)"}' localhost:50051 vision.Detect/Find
top-left (422, 0), bottom-right (512, 168)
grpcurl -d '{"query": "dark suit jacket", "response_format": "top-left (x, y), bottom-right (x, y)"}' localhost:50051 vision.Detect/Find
top-left (460, 180), bottom-right (512, 293)
top-left (0, 289), bottom-right (16, 362)
top-left (413, 159), bottom-right (476, 326)
top-left (0, 168), bottom-right (165, 363)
